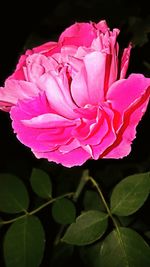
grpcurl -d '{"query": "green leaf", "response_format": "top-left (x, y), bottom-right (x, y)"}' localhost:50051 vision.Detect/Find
top-left (100, 227), bottom-right (150, 267)
top-left (4, 215), bottom-right (45, 267)
top-left (110, 172), bottom-right (150, 216)
top-left (0, 174), bottom-right (29, 213)
top-left (83, 190), bottom-right (105, 212)
top-left (30, 168), bottom-right (52, 199)
top-left (62, 210), bottom-right (108, 246)
top-left (52, 198), bottom-right (76, 224)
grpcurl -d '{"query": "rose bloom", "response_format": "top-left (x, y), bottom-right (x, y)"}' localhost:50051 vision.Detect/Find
top-left (0, 20), bottom-right (150, 167)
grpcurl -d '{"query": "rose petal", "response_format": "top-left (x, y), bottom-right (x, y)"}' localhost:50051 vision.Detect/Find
top-left (38, 69), bottom-right (78, 119)
top-left (33, 146), bottom-right (90, 167)
top-left (91, 107), bottom-right (116, 159)
top-left (22, 113), bottom-right (76, 128)
top-left (32, 41), bottom-right (59, 56)
top-left (83, 51), bottom-right (107, 103)
top-left (95, 20), bottom-right (109, 33)
top-left (71, 51), bottom-right (107, 106)
top-left (10, 94), bottom-right (75, 151)
top-left (0, 79), bottom-right (39, 111)
top-left (59, 22), bottom-right (97, 47)
top-left (102, 87), bottom-right (150, 158)
top-left (107, 74), bottom-right (150, 125)
top-left (120, 44), bottom-right (132, 79)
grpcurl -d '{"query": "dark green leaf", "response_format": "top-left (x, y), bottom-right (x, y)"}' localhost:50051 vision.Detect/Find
top-left (4, 215), bottom-right (45, 267)
top-left (0, 174), bottom-right (29, 213)
top-left (62, 210), bottom-right (108, 246)
top-left (52, 198), bottom-right (76, 224)
top-left (83, 190), bottom-right (105, 212)
top-left (100, 227), bottom-right (150, 267)
top-left (30, 168), bottom-right (52, 199)
top-left (110, 172), bottom-right (150, 216)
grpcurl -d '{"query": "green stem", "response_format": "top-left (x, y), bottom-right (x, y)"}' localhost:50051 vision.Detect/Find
top-left (30, 192), bottom-right (73, 215)
top-left (73, 169), bottom-right (90, 202)
top-left (54, 171), bottom-right (90, 246)
top-left (0, 192), bottom-right (74, 225)
top-left (89, 176), bottom-right (129, 262)
top-left (54, 225), bottom-right (65, 246)
top-left (0, 214), bottom-right (27, 225)
top-left (89, 176), bottom-right (120, 233)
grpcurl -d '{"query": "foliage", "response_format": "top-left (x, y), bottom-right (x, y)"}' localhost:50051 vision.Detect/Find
top-left (0, 167), bottom-right (150, 267)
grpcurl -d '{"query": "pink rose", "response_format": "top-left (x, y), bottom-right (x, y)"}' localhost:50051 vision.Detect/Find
top-left (0, 20), bottom-right (150, 167)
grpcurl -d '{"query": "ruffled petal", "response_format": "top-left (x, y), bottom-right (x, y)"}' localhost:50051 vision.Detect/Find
top-left (10, 94), bottom-right (76, 151)
top-left (83, 51), bottom-right (107, 104)
top-left (24, 53), bottom-right (58, 83)
top-left (71, 51), bottom-right (106, 106)
top-left (33, 147), bottom-right (90, 167)
top-left (73, 107), bottom-right (109, 146)
top-left (32, 41), bottom-right (60, 57)
top-left (10, 50), bottom-right (34, 80)
top-left (107, 74), bottom-right (150, 126)
top-left (120, 44), bottom-right (132, 79)
top-left (91, 107), bottom-right (116, 159)
top-left (59, 22), bottom-right (97, 47)
top-left (95, 20), bottom-right (109, 33)
top-left (38, 69), bottom-right (78, 119)
top-left (0, 79), bottom-right (39, 111)
top-left (102, 86), bottom-right (150, 158)
top-left (70, 66), bottom-right (89, 107)
top-left (22, 113), bottom-right (77, 128)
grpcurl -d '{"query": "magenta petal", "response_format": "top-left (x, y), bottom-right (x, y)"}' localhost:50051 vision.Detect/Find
top-left (10, 51), bottom-right (32, 80)
top-left (32, 41), bottom-right (58, 54)
top-left (59, 22), bottom-right (97, 47)
top-left (24, 54), bottom-right (57, 83)
top-left (38, 70), bottom-right (77, 119)
top-left (83, 52), bottom-right (106, 104)
top-left (103, 88), bottom-right (150, 159)
top-left (71, 52), bottom-right (106, 106)
top-left (36, 127), bottom-right (74, 149)
top-left (74, 108), bottom-right (109, 146)
top-left (10, 94), bottom-right (75, 151)
top-left (120, 44), bottom-right (132, 79)
top-left (11, 105), bottom-right (49, 151)
top-left (107, 74), bottom-right (150, 117)
top-left (59, 139), bottom-right (80, 153)
top-left (71, 66), bottom-right (90, 107)
top-left (33, 147), bottom-right (90, 167)
top-left (91, 107), bottom-right (116, 159)
top-left (22, 113), bottom-right (76, 128)
top-left (0, 79), bottom-right (39, 111)
top-left (95, 20), bottom-right (109, 33)
top-left (10, 94), bottom-right (51, 149)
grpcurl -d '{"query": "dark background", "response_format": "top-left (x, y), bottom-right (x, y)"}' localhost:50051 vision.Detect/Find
top-left (0, 0), bottom-right (150, 172)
